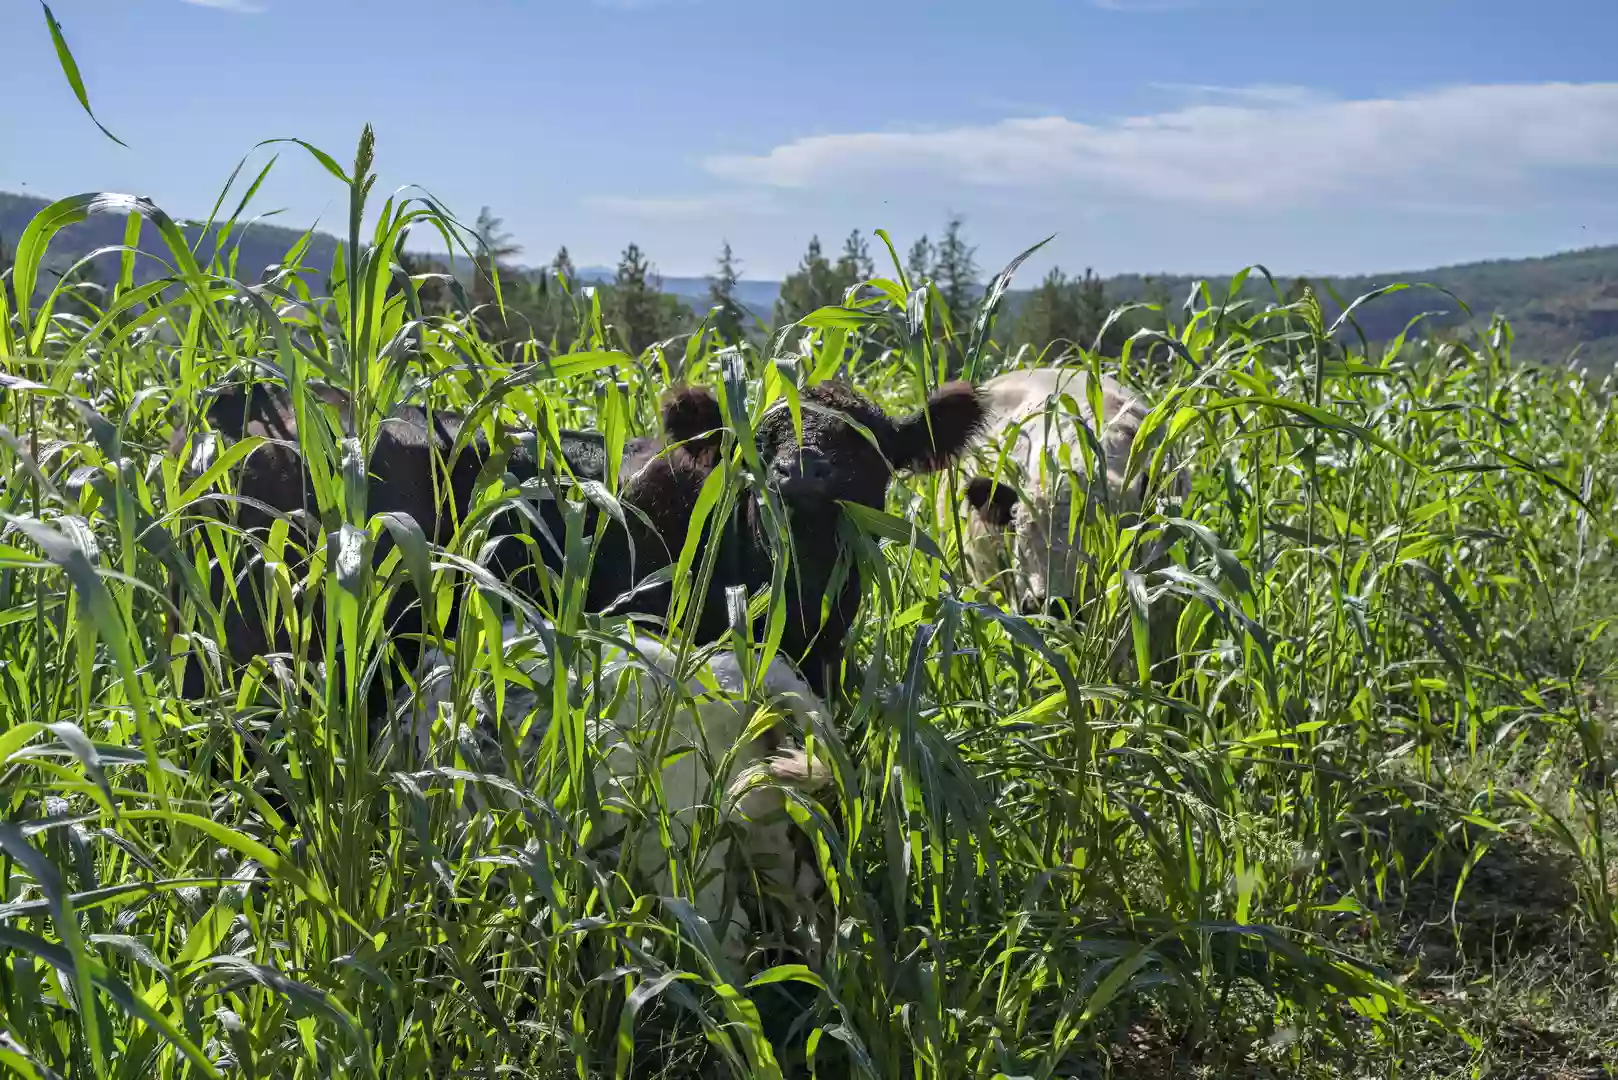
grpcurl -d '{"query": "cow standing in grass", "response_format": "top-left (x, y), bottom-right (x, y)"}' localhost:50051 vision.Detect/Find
top-left (403, 618), bottom-right (835, 972)
top-left (167, 380), bottom-right (667, 712)
top-left (171, 373), bottom-right (983, 722)
top-left (609, 378), bottom-right (987, 698)
top-left (951, 366), bottom-right (1187, 673)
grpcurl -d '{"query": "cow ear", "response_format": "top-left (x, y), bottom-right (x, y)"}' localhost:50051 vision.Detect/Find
top-left (964, 476), bottom-right (1018, 528)
top-left (310, 382), bottom-right (350, 410)
top-left (660, 384), bottom-right (723, 464)
top-left (194, 383), bottom-right (261, 443)
top-left (884, 381), bottom-right (986, 472)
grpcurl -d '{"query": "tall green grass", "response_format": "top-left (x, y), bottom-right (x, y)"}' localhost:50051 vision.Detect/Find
top-left (0, 132), bottom-right (1614, 1078)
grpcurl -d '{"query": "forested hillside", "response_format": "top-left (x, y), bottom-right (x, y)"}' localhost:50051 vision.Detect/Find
top-left (1100, 247), bottom-right (1618, 369)
top-left (0, 190), bottom-right (339, 289)
top-left (5, 189), bottom-right (1615, 368)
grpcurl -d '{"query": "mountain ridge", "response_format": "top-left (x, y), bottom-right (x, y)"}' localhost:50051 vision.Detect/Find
top-left (4, 191), bottom-right (1614, 367)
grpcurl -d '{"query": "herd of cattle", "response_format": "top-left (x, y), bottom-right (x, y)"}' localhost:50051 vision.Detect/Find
top-left (168, 365), bottom-right (1183, 965)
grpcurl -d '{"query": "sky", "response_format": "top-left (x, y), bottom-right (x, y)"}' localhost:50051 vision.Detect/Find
top-left (3, 0), bottom-right (1617, 282)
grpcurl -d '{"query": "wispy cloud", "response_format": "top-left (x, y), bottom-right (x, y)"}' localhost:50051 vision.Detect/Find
top-left (181, 0), bottom-right (264, 12)
top-left (703, 83), bottom-right (1618, 209)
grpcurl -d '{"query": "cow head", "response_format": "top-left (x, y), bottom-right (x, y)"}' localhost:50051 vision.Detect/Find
top-left (753, 380), bottom-right (986, 510)
top-left (963, 476), bottom-right (1021, 529)
top-left (956, 372), bottom-right (1178, 615)
top-left (962, 475), bottom-right (1090, 614)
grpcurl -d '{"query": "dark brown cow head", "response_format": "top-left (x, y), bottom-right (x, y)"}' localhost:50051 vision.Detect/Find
top-left (751, 380), bottom-right (986, 510)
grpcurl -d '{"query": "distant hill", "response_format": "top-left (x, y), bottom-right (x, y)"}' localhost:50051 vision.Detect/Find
top-left (0, 191), bottom-right (340, 292)
top-left (571, 264), bottom-right (781, 323)
top-left (1094, 248), bottom-right (1618, 370)
top-left (4, 190), bottom-right (1614, 368)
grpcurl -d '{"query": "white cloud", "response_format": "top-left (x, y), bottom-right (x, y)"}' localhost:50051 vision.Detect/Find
top-left (181, 0), bottom-right (264, 11)
top-left (702, 83), bottom-right (1618, 210)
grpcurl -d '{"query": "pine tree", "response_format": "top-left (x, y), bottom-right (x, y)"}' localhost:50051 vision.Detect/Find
top-left (934, 214), bottom-right (980, 321)
top-left (835, 229), bottom-right (874, 296)
top-left (905, 234), bottom-right (934, 289)
top-left (773, 235), bottom-right (839, 325)
top-left (707, 240), bottom-right (747, 344)
top-left (1010, 265), bottom-right (1113, 358)
top-left (1073, 267), bottom-right (1110, 351)
top-left (604, 243), bottom-right (690, 354)
top-left (552, 245), bottom-right (577, 289)
top-left (1013, 268), bottom-right (1076, 356)
top-left (832, 229), bottom-right (884, 370)
top-left (469, 206), bottom-right (523, 342)
top-left (473, 206), bottom-right (522, 264)
top-left (1141, 275), bottom-right (1173, 311)
top-left (612, 242), bottom-right (660, 354)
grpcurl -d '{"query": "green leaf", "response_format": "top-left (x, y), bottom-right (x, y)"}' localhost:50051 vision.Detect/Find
top-left (0, 926), bottom-right (221, 1078)
top-left (745, 964), bottom-right (828, 992)
top-left (0, 722), bottom-right (45, 765)
top-left (840, 502), bottom-right (946, 564)
top-left (6, 514), bottom-right (167, 812)
top-left (965, 234), bottom-right (1052, 380)
top-left (40, 4), bottom-right (126, 147)
top-left (0, 826), bottom-right (104, 1072)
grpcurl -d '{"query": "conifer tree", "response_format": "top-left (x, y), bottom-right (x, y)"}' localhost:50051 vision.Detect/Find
top-left (707, 239), bottom-right (747, 344)
top-left (773, 235), bottom-right (839, 325)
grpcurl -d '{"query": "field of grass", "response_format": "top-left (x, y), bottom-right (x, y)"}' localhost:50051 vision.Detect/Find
top-left (1, 130), bottom-right (1617, 1079)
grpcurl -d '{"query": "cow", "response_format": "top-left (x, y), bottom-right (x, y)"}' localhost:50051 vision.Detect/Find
top-left (401, 617), bottom-right (835, 972)
top-left (948, 366), bottom-right (1187, 674)
top-left (603, 378), bottom-right (988, 699)
top-left (169, 372), bottom-right (981, 783)
top-left (166, 378), bottom-right (673, 735)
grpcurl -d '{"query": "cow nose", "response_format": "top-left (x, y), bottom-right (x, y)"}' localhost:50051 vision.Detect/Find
top-left (773, 450), bottom-right (833, 495)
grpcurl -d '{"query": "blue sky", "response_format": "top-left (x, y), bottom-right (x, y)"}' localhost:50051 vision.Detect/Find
top-left (3, 0), bottom-right (1617, 281)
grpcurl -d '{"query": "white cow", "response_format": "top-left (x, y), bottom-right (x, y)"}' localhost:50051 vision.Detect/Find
top-left (949, 367), bottom-right (1187, 662)
top-left (394, 619), bottom-right (834, 971)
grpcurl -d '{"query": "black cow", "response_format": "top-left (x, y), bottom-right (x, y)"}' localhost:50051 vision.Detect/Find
top-left (603, 379), bottom-right (986, 697)
top-left (171, 373), bottom-right (982, 731)
top-left (168, 380), bottom-right (663, 714)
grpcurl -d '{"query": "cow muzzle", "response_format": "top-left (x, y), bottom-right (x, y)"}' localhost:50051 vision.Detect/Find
top-left (770, 450), bottom-right (836, 500)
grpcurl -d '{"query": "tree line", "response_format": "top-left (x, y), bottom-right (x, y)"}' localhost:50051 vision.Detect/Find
top-left (393, 207), bottom-right (1189, 366)
top-left (0, 204), bottom-right (1184, 368)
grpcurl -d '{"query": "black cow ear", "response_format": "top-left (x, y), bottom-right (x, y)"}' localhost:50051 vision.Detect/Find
top-left (885, 381), bottom-right (986, 473)
top-left (964, 476), bottom-right (1018, 528)
top-left (660, 384), bottom-right (723, 466)
top-left (195, 384), bottom-right (247, 440)
top-left (309, 382), bottom-right (350, 410)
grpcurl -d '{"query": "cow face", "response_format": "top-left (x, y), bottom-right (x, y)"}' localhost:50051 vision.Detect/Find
top-left (959, 394), bottom-right (1162, 614)
top-left (753, 380), bottom-right (986, 511)
top-left (963, 478), bottom-right (1087, 614)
